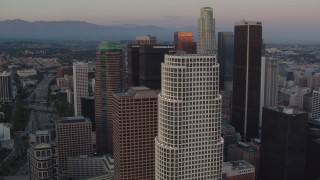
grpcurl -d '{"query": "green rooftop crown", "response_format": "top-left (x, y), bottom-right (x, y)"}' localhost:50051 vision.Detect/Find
top-left (98, 41), bottom-right (122, 51)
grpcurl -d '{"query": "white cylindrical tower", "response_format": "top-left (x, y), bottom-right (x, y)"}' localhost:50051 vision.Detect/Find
top-left (155, 54), bottom-right (223, 180)
top-left (197, 7), bottom-right (216, 55)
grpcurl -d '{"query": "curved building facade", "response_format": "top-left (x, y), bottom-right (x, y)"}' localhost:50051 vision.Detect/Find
top-left (197, 7), bottom-right (216, 55)
top-left (155, 54), bottom-right (223, 180)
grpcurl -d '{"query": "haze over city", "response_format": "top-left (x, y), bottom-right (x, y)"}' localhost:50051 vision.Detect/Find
top-left (1, 0), bottom-right (320, 43)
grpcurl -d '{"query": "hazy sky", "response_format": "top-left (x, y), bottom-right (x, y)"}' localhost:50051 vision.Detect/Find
top-left (1, 0), bottom-right (320, 43)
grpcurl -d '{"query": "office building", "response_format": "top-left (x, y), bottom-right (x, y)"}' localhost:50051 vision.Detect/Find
top-left (127, 44), bottom-right (140, 87)
top-left (260, 106), bottom-right (308, 180)
top-left (306, 118), bottom-right (320, 180)
top-left (221, 123), bottom-right (241, 160)
top-left (81, 96), bottom-right (95, 131)
top-left (112, 87), bottom-right (158, 180)
top-left (197, 7), bottom-right (216, 54)
top-left (174, 32), bottom-right (196, 54)
top-left (261, 57), bottom-right (278, 107)
top-left (304, 91), bottom-right (320, 120)
top-left (68, 155), bottom-right (112, 179)
top-left (139, 44), bottom-right (175, 90)
top-left (136, 35), bottom-right (156, 45)
top-left (222, 160), bottom-right (255, 180)
top-left (228, 140), bottom-right (260, 176)
top-left (73, 62), bottom-right (89, 116)
top-left (155, 54), bottom-right (223, 179)
top-left (56, 116), bottom-right (92, 173)
top-left (232, 20), bottom-right (262, 141)
top-left (218, 32), bottom-right (234, 90)
top-left (0, 71), bottom-right (13, 102)
top-left (260, 57), bottom-right (279, 128)
top-left (27, 130), bottom-right (58, 180)
top-left (95, 41), bottom-right (124, 155)
top-left (56, 66), bottom-right (73, 78)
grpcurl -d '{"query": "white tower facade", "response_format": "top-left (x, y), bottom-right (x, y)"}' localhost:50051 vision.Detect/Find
top-left (197, 7), bottom-right (216, 55)
top-left (155, 54), bottom-right (223, 180)
top-left (73, 62), bottom-right (89, 116)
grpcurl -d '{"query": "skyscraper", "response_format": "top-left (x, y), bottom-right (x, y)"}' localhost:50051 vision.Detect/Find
top-left (218, 32), bottom-right (234, 90)
top-left (56, 116), bottom-right (92, 173)
top-left (0, 71), bottom-right (13, 102)
top-left (259, 57), bottom-right (278, 128)
top-left (127, 44), bottom-right (140, 87)
top-left (232, 20), bottom-right (262, 141)
top-left (95, 41), bottom-right (124, 155)
top-left (174, 32), bottom-right (196, 54)
top-left (197, 7), bottom-right (215, 54)
top-left (112, 87), bottom-right (158, 180)
top-left (155, 54), bottom-right (223, 179)
top-left (73, 62), bottom-right (89, 116)
top-left (260, 106), bottom-right (308, 180)
top-left (136, 35), bottom-right (156, 45)
top-left (139, 44), bottom-right (175, 90)
top-left (28, 130), bottom-right (58, 180)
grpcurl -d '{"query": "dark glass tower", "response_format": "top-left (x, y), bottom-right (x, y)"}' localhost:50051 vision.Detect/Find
top-left (260, 106), bottom-right (308, 180)
top-left (232, 20), bottom-right (262, 141)
top-left (218, 32), bottom-right (234, 90)
top-left (139, 44), bottom-right (175, 90)
top-left (81, 96), bottom-right (95, 131)
top-left (127, 44), bottom-right (140, 87)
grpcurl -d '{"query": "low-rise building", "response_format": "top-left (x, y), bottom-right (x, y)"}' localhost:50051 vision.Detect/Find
top-left (222, 160), bottom-right (255, 180)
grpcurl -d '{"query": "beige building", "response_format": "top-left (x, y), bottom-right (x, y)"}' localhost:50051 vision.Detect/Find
top-left (135, 35), bottom-right (156, 44)
top-left (56, 116), bottom-right (92, 173)
top-left (222, 160), bottom-right (255, 180)
top-left (73, 62), bottom-right (89, 116)
top-left (27, 130), bottom-right (58, 180)
top-left (228, 140), bottom-right (261, 176)
top-left (112, 87), bottom-right (158, 180)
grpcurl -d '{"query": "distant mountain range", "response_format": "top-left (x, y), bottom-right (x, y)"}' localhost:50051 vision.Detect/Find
top-left (0, 19), bottom-right (197, 41)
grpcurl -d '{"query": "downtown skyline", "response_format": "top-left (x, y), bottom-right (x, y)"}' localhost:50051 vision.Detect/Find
top-left (1, 0), bottom-right (320, 43)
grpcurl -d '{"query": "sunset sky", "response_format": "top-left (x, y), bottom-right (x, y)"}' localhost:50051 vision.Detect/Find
top-left (1, 0), bottom-right (319, 43)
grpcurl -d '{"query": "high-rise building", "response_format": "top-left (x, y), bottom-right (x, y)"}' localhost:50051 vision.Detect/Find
top-left (259, 57), bottom-right (279, 128)
top-left (260, 106), bottom-right (308, 180)
top-left (0, 71), bottom-right (13, 102)
top-left (56, 116), bottom-right (92, 173)
top-left (261, 57), bottom-right (278, 107)
top-left (232, 20), bottom-right (262, 141)
top-left (27, 130), bottom-right (58, 180)
top-left (218, 32), bottom-right (234, 90)
top-left (136, 35), bottom-right (156, 45)
top-left (174, 32), bottom-right (197, 54)
top-left (81, 96), bottom-right (95, 131)
top-left (306, 118), bottom-right (320, 180)
top-left (222, 160), bottom-right (255, 180)
top-left (112, 87), bottom-right (158, 180)
top-left (139, 44), bottom-right (175, 90)
top-left (73, 62), bottom-right (89, 116)
top-left (197, 7), bottom-right (216, 54)
top-left (56, 66), bottom-right (73, 78)
top-left (95, 41), bottom-right (124, 155)
top-left (155, 54), bottom-right (223, 179)
top-left (127, 44), bottom-right (140, 87)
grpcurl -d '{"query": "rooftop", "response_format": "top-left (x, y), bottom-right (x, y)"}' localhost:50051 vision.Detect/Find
top-left (58, 116), bottom-right (89, 124)
top-left (230, 142), bottom-right (259, 152)
top-left (114, 86), bottom-right (158, 99)
top-left (223, 160), bottom-right (255, 170)
top-left (98, 41), bottom-right (122, 51)
top-left (266, 106), bottom-right (307, 115)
